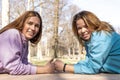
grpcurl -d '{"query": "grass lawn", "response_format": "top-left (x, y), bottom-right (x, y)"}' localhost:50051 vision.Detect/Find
top-left (30, 57), bottom-right (79, 66)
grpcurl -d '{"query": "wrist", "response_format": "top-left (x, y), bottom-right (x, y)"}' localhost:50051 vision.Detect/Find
top-left (63, 63), bottom-right (67, 72)
top-left (36, 66), bottom-right (47, 74)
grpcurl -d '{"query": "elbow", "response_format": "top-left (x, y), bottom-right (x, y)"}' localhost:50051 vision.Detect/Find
top-left (4, 64), bottom-right (31, 75)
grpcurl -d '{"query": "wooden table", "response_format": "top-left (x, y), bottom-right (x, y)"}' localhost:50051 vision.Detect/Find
top-left (0, 73), bottom-right (120, 80)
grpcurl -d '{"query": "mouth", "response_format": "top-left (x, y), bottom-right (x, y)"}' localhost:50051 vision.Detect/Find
top-left (82, 35), bottom-right (88, 40)
top-left (81, 32), bottom-right (90, 40)
top-left (27, 29), bottom-right (35, 37)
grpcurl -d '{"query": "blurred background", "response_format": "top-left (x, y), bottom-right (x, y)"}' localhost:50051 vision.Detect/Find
top-left (0, 0), bottom-right (120, 65)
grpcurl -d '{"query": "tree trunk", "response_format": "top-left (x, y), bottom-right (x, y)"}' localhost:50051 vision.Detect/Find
top-left (2, 0), bottom-right (10, 28)
top-left (27, 0), bottom-right (31, 10)
top-left (27, 0), bottom-right (34, 10)
top-left (28, 0), bottom-right (36, 62)
top-left (53, 0), bottom-right (59, 58)
top-left (37, 42), bottom-right (43, 60)
top-left (36, 1), bottom-right (43, 60)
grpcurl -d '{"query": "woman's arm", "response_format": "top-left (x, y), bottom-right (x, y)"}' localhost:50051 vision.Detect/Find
top-left (0, 29), bottom-right (36, 75)
top-left (74, 32), bottom-right (113, 74)
top-left (36, 59), bottom-right (55, 74)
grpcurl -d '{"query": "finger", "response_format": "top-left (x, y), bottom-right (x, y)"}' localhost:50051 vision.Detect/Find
top-left (51, 58), bottom-right (58, 64)
top-left (53, 58), bottom-right (56, 62)
top-left (49, 58), bottom-right (54, 63)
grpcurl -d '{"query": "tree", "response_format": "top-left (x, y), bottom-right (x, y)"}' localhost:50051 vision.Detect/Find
top-left (53, 0), bottom-right (59, 58)
top-left (2, 0), bottom-right (10, 28)
top-left (1, 0), bottom-right (83, 61)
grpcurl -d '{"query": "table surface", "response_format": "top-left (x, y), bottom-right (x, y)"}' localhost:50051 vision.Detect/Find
top-left (0, 73), bottom-right (120, 80)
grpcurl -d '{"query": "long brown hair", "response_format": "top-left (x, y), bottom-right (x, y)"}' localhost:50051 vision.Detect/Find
top-left (72, 10), bottom-right (114, 53)
top-left (0, 11), bottom-right (42, 44)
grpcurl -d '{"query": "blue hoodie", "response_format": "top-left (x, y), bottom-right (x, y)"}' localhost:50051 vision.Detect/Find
top-left (74, 31), bottom-right (120, 74)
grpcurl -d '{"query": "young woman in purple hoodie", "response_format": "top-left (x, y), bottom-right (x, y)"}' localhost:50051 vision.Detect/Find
top-left (0, 11), bottom-right (55, 75)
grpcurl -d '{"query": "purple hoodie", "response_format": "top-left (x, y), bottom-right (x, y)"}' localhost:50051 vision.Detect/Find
top-left (0, 29), bottom-right (36, 75)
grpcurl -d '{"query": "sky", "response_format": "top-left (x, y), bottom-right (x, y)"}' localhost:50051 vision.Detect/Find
top-left (0, 0), bottom-right (120, 28)
top-left (71, 0), bottom-right (120, 27)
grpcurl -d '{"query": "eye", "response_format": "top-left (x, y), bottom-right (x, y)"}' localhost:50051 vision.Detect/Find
top-left (27, 22), bottom-right (33, 25)
top-left (35, 24), bottom-right (40, 28)
top-left (77, 26), bottom-right (82, 30)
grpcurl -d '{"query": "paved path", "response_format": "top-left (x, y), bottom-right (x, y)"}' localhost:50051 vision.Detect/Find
top-left (0, 73), bottom-right (120, 80)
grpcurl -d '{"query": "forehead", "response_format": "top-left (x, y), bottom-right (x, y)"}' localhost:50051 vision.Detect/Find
top-left (26, 16), bottom-right (40, 23)
top-left (76, 19), bottom-right (85, 27)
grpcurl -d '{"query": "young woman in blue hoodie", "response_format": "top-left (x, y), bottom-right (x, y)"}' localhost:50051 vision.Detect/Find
top-left (54, 10), bottom-right (120, 74)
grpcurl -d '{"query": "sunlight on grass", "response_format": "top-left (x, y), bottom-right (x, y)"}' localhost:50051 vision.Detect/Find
top-left (30, 57), bottom-right (80, 66)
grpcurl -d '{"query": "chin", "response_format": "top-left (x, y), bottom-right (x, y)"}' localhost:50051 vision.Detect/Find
top-left (27, 36), bottom-right (33, 40)
top-left (82, 37), bottom-right (90, 41)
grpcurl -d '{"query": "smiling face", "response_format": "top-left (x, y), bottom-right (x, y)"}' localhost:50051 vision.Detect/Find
top-left (22, 16), bottom-right (40, 40)
top-left (76, 19), bottom-right (92, 41)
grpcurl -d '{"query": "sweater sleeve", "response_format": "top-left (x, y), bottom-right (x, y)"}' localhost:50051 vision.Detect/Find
top-left (74, 32), bottom-right (112, 74)
top-left (0, 29), bottom-right (36, 75)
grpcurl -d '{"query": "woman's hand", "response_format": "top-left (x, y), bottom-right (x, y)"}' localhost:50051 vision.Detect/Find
top-left (36, 59), bottom-right (55, 74)
top-left (45, 59), bottom-right (55, 73)
top-left (54, 59), bottom-right (74, 73)
top-left (54, 60), bottom-right (64, 72)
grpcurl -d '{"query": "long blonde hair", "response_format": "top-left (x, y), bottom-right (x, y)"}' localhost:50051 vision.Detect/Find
top-left (0, 11), bottom-right (42, 44)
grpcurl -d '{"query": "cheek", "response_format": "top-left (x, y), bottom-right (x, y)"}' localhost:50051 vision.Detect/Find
top-left (78, 30), bottom-right (82, 35)
top-left (22, 24), bottom-right (28, 33)
top-left (37, 28), bottom-right (40, 33)
top-left (88, 30), bottom-right (92, 35)
top-left (21, 28), bottom-right (26, 34)
top-left (35, 28), bottom-right (40, 35)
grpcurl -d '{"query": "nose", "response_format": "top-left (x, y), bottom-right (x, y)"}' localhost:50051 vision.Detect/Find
top-left (81, 27), bottom-right (86, 33)
top-left (31, 25), bottom-right (36, 30)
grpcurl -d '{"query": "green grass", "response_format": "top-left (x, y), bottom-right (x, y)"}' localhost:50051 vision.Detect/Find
top-left (30, 58), bottom-right (79, 66)
top-left (30, 60), bottom-right (48, 66)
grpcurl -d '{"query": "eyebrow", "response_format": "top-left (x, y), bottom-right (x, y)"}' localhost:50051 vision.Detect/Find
top-left (27, 20), bottom-right (40, 24)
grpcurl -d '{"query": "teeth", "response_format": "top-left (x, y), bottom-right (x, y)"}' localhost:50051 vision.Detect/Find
top-left (28, 29), bottom-right (32, 32)
top-left (28, 29), bottom-right (34, 35)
